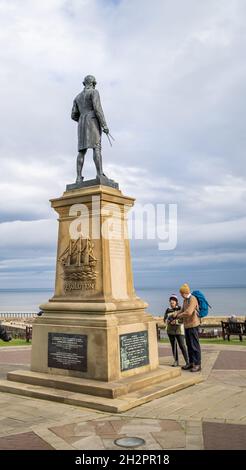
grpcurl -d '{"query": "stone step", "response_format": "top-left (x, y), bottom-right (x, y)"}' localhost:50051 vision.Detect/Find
top-left (0, 374), bottom-right (203, 413)
top-left (7, 367), bottom-right (180, 398)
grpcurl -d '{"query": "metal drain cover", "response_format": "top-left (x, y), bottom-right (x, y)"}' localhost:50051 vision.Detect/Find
top-left (114, 437), bottom-right (146, 448)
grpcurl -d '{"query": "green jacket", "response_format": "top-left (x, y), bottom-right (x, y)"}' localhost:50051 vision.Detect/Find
top-left (164, 306), bottom-right (184, 335)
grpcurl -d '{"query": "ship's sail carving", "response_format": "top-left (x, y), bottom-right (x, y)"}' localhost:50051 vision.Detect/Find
top-left (59, 236), bottom-right (97, 282)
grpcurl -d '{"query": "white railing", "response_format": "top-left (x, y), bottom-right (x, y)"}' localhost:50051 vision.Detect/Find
top-left (0, 312), bottom-right (35, 318)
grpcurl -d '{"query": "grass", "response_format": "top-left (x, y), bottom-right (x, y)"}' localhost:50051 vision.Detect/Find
top-left (1, 338), bottom-right (246, 348)
top-left (159, 338), bottom-right (246, 346)
top-left (199, 338), bottom-right (246, 346)
top-left (0, 339), bottom-right (32, 347)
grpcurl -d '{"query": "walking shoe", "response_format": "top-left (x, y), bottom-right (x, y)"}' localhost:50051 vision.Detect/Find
top-left (182, 363), bottom-right (193, 370)
top-left (171, 361), bottom-right (179, 367)
top-left (190, 365), bottom-right (201, 373)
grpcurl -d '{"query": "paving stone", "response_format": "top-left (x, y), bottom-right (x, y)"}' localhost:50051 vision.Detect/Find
top-left (159, 420), bottom-right (183, 432)
top-left (213, 351), bottom-right (246, 370)
top-left (159, 348), bottom-right (173, 357)
top-left (0, 431), bottom-right (53, 450)
top-left (0, 343), bottom-right (246, 450)
top-left (203, 421), bottom-right (246, 450)
top-left (0, 364), bottom-right (29, 380)
top-left (186, 444), bottom-right (202, 450)
top-left (153, 430), bottom-right (186, 449)
top-left (50, 421), bottom-right (95, 443)
top-left (120, 422), bottom-right (162, 434)
top-left (186, 425), bottom-right (202, 435)
top-left (210, 370), bottom-right (246, 387)
top-left (32, 427), bottom-right (74, 450)
top-left (0, 349), bottom-right (31, 364)
top-left (72, 435), bottom-right (104, 450)
top-left (186, 435), bottom-right (203, 447)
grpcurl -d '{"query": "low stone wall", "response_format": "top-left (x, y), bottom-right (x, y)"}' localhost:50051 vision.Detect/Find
top-left (1, 322), bottom-right (32, 341)
top-left (154, 315), bottom-right (246, 328)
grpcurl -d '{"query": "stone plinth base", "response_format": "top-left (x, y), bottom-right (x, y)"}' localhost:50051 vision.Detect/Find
top-left (0, 367), bottom-right (202, 413)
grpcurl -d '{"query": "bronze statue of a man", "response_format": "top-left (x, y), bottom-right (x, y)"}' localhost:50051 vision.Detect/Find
top-left (71, 75), bottom-right (109, 183)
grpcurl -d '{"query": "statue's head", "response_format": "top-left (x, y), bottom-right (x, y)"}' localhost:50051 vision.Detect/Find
top-left (83, 75), bottom-right (97, 88)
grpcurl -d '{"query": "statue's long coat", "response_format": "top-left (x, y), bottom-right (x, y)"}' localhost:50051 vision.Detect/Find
top-left (71, 87), bottom-right (108, 151)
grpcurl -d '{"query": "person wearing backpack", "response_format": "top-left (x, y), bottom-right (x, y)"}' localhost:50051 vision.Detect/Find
top-left (176, 283), bottom-right (201, 372)
top-left (164, 295), bottom-right (189, 367)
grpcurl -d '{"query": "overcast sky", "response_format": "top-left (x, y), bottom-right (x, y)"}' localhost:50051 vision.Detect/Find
top-left (0, 0), bottom-right (246, 290)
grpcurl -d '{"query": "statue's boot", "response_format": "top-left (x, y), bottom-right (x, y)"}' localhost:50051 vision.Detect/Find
top-left (76, 176), bottom-right (84, 184)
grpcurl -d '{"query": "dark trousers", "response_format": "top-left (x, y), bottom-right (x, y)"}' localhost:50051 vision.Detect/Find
top-left (185, 327), bottom-right (201, 366)
top-left (168, 334), bottom-right (189, 363)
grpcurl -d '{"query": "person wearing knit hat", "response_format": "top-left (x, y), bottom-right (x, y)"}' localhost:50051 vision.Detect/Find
top-left (163, 295), bottom-right (189, 368)
top-left (179, 283), bottom-right (191, 296)
top-left (169, 294), bottom-right (179, 303)
top-left (176, 283), bottom-right (201, 372)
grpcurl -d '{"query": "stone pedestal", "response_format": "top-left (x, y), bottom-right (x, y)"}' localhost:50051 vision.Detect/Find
top-left (31, 184), bottom-right (159, 382)
top-left (0, 184), bottom-right (202, 412)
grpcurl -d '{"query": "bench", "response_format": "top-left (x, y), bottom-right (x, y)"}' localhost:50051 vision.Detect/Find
top-left (221, 321), bottom-right (246, 342)
top-left (25, 326), bottom-right (32, 342)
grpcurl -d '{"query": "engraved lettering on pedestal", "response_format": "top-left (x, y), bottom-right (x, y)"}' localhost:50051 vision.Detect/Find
top-left (120, 331), bottom-right (149, 371)
top-left (109, 218), bottom-right (128, 299)
top-left (59, 236), bottom-right (97, 292)
top-left (48, 333), bottom-right (87, 371)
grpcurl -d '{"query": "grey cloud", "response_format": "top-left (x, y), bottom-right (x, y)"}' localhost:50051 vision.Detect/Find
top-left (0, 0), bottom-right (246, 288)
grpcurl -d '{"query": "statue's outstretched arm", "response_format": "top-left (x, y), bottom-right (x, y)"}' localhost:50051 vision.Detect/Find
top-left (71, 100), bottom-right (80, 122)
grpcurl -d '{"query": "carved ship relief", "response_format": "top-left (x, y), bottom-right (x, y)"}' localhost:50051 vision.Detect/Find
top-left (59, 236), bottom-right (97, 292)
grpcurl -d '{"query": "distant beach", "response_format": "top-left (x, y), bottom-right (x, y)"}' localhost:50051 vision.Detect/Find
top-left (0, 287), bottom-right (245, 317)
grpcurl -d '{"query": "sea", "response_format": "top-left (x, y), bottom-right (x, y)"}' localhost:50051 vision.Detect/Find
top-left (0, 287), bottom-right (245, 317)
